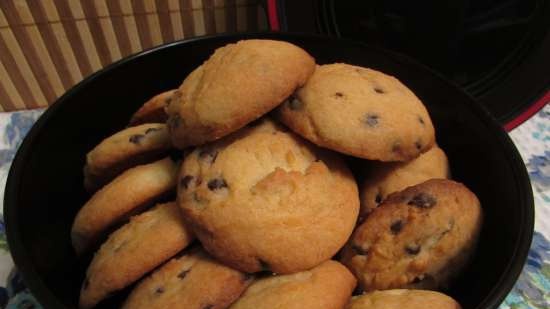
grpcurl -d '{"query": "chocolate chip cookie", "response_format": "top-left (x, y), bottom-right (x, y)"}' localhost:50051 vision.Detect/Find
top-left (84, 123), bottom-right (172, 191)
top-left (72, 157), bottom-right (178, 254)
top-left (129, 90), bottom-right (175, 125)
top-left (166, 39), bottom-right (315, 149)
top-left (277, 63), bottom-right (435, 161)
top-left (360, 145), bottom-right (450, 217)
top-left (178, 119), bottom-right (359, 274)
top-left (228, 260), bottom-right (356, 309)
top-left (347, 289), bottom-right (461, 309)
top-left (341, 179), bottom-right (482, 291)
top-left (79, 202), bottom-right (194, 309)
top-left (122, 248), bottom-right (252, 309)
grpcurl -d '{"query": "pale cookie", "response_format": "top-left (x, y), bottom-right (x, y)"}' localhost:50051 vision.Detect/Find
top-left (122, 248), bottom-right (252, 309)
top-left (178, 119), bottom-right (359, 274)
top-left (347, 289), bottom-right (461, 309)
top-left (341, 179), bottom-right (482, 291)
top-left (79, 202), bottom-right (194, 309)
top-left (228, 260), bottom-right (356, 309)
top-left (72, 157), bottom-right (178, 254)
top-left (84, 123), bottom-right (172, 191)
top-left (166, 39), bottom-right (315, 149)
top-left (360, 145), bottom-right (450, 217)
top-left (129, 90), bottom-right (175, 125)
top-left (277, 63), bottom-right (435, 161)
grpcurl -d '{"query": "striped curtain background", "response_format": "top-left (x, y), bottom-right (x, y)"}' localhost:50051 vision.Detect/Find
top-left (0, 0), bottom-right (268, 111)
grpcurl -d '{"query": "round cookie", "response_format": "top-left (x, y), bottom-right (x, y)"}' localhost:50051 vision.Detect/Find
top-left (178, 119), bottom-right (359, 274)
top-left (122, 248), bottom-right (252, 309)
top-left (228, 260), bottom-right (356, 309)
top-left (341, 179), bottom-right (482, 291)
top-left (72, 157), bottom-right (178, 254)
top-left (347, 290), bottom-right (461, 309)
top-left (166, 39), bottom-right (315, 149)
top-left (360, 145), bottom-right (450, 217)
top-left (84, 123), bottom-right (172, 191)
top-left (79, 202), bottom-right (194, 309)
top-left (277, 63), bottom-right (435, 161)
top-left (129, 90), bottom-right (175, 125)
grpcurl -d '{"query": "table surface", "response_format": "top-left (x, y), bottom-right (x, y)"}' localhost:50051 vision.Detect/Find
top-left (0, 104), bottom-right (547, 308)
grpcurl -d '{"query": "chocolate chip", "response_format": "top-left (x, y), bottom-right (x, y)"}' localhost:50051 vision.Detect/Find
top-left (129, 134), bottom-right (145, 144)
top-left (374, 87), bottom-right (385, 94)
top-left (390, 220), bottom-right (404, 234)
top-left (199, 149), bottom-right (218, 164)
top-left (155, 287), bottom-right (165, 294)
top-left (177, 269), bottom-right (190, 279)
top-left (351, 243), bottom-right (368, 256)
top-left (287, 95), bottom-right (303, 110)
top-left (180, 175), bottom-right (194, 190)
top-left (364, 113), bottom-right (379, 127)
top-left (202, 305), bottom-right (214, 309)
top-left (418, 116), bottom-right (425, 125)
top-left (207, 178), bottom-right (228, 190)
top-left (375, 193), bottom-right (382, 204)
top-left (258, 259), bottom-right (270, 270)
top-left (334, 92), bottom-right (344, 98)
top-left (408, 193), bottom-right (437, 208)
top-left (145, 127), bottom-right (162, 134)
top-left (415, 140), bottom-right (422, 150)
top-left (412, 276), bottom-right (423, 283)
top-left (168, 115), bottom-right (181, 129)
top-left (405, 244), bottom-right (421, 255)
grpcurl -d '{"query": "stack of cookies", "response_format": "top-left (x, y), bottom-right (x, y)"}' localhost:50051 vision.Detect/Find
top-left (71, 39), bottom-right (482, 309)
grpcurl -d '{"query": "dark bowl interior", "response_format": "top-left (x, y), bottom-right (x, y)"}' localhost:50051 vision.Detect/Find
top-left (5, 33), bottom-right (533, 309)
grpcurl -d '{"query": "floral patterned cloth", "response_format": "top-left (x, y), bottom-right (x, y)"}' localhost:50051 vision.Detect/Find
top-left (0, 104), bottom-right (548, 309)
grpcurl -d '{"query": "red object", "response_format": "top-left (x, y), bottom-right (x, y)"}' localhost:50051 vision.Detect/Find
top-left (504, 90), bottom-right (549, 131)
top-left (267, 0), bottom-right (280, 31)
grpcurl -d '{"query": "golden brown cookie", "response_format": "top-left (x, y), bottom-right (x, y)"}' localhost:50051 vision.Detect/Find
top-left (79, 202), bottom-right (194, 309)
top-left (72, 157), bottom-right (178, 254)
top-left (347, 290), bottom-right (461, 309)
top-left (228, 260), bottom-right (356, 309)
top-left (341, 179), bottom-right (482, 291)
top-left (360, 145), bottom-right (450, 217)
top-left (178, 119), bottom-right (359, 274)
top-left (122, 248), bottom-right (252, 309)
top-left (84, 123), bottom-right (172, 191)
top-left (129, 90), bottom-right (175, 125)
top-left (277, 63), bottom-right (435, 161)
top-left (166, 39), bottom-right (315, 149)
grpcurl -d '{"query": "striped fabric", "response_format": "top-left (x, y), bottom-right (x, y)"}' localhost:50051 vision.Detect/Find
top-left (0, 0), bottom-right (267, 111)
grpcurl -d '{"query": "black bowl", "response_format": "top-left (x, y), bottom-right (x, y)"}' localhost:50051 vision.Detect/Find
top-left (5, 33), bottom-right (533, 309)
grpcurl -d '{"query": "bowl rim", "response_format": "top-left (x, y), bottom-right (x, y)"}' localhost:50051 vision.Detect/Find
top-left (4, 32), bottom-right (534, 309)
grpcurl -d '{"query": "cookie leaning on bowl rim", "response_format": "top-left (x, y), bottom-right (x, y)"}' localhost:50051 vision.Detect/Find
top-left (341, 179), bottom-right (482, 291)
top-left (83, 123), bottom-right (172, 192)
top-left (277, 63), bottom-right (436, 161)
top-left (165, 39), bottom-right (316, 149)
top-left (72, 157), bottom-right (178, 255)
top-left (79, 202), bottom-right (194, 309)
